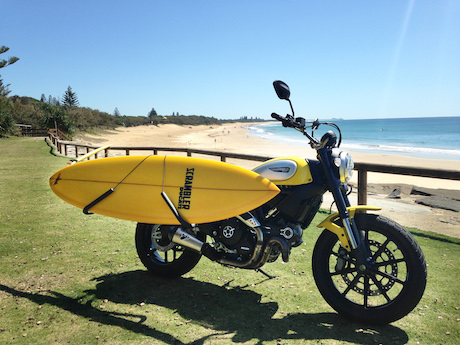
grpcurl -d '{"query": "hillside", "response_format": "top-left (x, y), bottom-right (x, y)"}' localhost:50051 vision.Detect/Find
top-left (0, 94), bottom-right (267, 137)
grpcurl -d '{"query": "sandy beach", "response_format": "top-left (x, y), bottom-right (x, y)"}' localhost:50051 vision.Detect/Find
top-left (74, 123), bottom-right (460, 238)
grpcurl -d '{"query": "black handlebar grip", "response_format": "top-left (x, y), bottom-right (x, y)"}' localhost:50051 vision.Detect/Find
top-left (271, 113), bottom-right (296, 128)
top-left (271, 113), bottom-right (289, 127)
top-left (271, 113), bottom-right (282, 120)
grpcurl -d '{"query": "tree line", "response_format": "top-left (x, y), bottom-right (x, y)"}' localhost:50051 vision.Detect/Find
top-left (1, 89), bottom-right (226, 137)
top-left (0, 45), bottom-right (267, 137)
top-left (1, 87), bottom-right (224, 137)
top-left (1, 90), bottom-right (119, 136)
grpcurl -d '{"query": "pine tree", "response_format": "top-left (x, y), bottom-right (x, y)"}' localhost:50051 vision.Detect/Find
top-left (0, 46), bottom-right (19, 69)
top-left (62, 86), bottom-right (79, 107)
top-left (148, 108), bottom-right (158, 120)
top-left (0, 98), bottom-right (14, 136)
top-left (0, 75), bottom-right (11, 97)
top-left (0, 75), bottom-right (14, 135)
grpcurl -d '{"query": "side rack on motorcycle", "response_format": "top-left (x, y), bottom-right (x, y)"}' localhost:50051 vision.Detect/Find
top-left (115, 81), bottom-right (430, 324)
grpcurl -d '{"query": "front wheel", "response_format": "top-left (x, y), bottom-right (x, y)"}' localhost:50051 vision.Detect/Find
top-left (312, 213), bottom-right (427, 324)
top-left (135, 223), bottom-right (205, 278)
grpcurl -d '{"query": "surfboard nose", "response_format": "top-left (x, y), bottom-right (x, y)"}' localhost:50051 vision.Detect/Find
top-left (255, 174), bottom-right (280, 193)
top-left (266, 180), bottom-right (280, 193)
top-left (269, 182), bottom-right (280, 193)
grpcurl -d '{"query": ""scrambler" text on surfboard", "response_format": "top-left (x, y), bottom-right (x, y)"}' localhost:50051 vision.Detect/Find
top-left (178, 168), bottom-right (194, 209)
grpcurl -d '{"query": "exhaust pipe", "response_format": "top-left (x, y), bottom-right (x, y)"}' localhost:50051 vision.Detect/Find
top-left (171, 228), bottom-right (222, 261)
top-left (171, 227), bottom-right (204, 252)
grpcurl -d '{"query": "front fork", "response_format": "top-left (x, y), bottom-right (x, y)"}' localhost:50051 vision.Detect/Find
top-left (316, 148), bottom-right (380, 255)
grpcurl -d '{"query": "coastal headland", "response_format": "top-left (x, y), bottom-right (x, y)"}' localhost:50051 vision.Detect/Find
top-left (74, 123), bottom-right (460, 238)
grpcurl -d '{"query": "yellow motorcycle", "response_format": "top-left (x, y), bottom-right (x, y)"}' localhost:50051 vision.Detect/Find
top-left (135, 80), bottom-right (427, 324)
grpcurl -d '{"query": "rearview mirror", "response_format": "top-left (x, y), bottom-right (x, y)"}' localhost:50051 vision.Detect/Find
top-left (273, 80), bottom-right (290, 100)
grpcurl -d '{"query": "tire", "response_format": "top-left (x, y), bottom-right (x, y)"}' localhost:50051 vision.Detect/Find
top-left (135, 223), bottom-right (205, 278)
top-left (312, 213), bottom-right (427, 324)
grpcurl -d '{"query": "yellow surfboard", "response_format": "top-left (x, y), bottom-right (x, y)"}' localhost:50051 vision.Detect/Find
top-left (49, 155), bottom-right (280, 225)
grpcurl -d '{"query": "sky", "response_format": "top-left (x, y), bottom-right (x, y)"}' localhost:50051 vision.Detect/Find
top-left (2, 0), bottom-right (459, 120)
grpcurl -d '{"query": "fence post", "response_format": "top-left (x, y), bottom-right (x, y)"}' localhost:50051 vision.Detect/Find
top-left (220, 155), bottom-right (226, 162)
top-left (125, 149), bottom-right (130, 156)
top-left (75, 145), bottom-right (78, 159)
top-left (357, 167), bottom-right (368, 205)
top-left (104, 148), bottom-right (109, 158)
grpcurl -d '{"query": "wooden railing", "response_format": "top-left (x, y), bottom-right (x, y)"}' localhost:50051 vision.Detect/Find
top-left (48, 128), bottom-right (72, 141)
top-left (15, 127), bottom-right (49, 137)
top-left (46, 132), bottom-right (460, 205)
top-left (355, 163), bottom-right (460, 204)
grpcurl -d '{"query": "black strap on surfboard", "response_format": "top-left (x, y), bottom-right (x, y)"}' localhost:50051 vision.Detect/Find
top-left (83, 188), bottom-right (115, 214)
top-left (159, 155), bottom-right (191, 228)
top-left (82, 155), bottom-right (153, 216)
top-left (160, 191), bottom-right (192, 229)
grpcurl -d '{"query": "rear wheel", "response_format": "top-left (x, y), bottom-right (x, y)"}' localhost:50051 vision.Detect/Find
top-left (135, 223), bottom-right (204, 278)
top-left (312, 214), bottom-right (427, 324)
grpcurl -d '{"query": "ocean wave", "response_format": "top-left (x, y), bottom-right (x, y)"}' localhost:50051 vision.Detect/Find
top-left (246, 125), bottom-right (460, 159)
top-left (250, 131), bottom-right (307, 145)
top-left (342, 143), bottom-right (460, 158)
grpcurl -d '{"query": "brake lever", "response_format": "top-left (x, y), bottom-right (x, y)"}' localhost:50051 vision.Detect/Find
top-left (312, 118), bottom-right (320, 131)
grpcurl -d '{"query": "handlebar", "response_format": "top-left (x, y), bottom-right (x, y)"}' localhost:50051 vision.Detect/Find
top-left (270, 112), bottom-right (283, 122)
top-left (271, 113), bottom-right (305, 130)
top-left (271, 113), bottom-right (341, 149)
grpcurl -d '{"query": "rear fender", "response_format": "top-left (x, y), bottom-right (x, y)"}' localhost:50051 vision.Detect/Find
top-left (317, 206), bottom-right (382, 251)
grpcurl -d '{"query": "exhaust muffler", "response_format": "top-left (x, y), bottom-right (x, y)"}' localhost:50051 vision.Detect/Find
top-left (171, 227), bottom-right (222, 261)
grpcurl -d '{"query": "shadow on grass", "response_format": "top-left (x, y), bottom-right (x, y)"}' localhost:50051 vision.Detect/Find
top-left (1, 270), bottom-right (409, 344)
top-left (410, 228), bottom-right (460, 245)
top-left (44, 137), bottom-right (58, 157)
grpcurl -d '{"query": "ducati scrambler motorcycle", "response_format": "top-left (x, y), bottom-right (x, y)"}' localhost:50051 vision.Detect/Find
top-left (135, 80), bottom-right (427, 324)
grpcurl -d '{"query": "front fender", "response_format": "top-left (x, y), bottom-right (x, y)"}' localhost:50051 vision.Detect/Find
top-left (317, 206), bottom-right (382, 250)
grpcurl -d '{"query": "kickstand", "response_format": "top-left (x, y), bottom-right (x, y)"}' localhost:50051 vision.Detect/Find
top-left (256, 268), bottom-right (276, 279)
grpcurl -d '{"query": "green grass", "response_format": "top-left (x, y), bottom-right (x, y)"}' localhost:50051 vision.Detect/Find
top-left (1, 137), bottom-right (459, 344)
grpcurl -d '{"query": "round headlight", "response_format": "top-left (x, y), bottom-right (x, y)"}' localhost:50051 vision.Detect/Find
top-left (339, 151), bottom-right (354, 183)
top-left (331, 149), bottom-right (354, 184)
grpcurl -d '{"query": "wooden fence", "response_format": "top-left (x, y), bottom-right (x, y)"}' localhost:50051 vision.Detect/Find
top-left (48, 128), bottom-right (72, 141)
top-left (355, 163), bottom-right (460, 204)
top-left (46, 131), bottom-right (460, 205)
top-left (18, 128), bottom-right (49, 137)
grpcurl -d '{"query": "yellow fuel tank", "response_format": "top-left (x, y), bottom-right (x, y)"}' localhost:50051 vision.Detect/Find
top-left (253, 156), bottom-right (313, 186)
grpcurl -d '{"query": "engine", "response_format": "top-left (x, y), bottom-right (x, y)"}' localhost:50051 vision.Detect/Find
top-left (201, 217), bottom-right (303, 264)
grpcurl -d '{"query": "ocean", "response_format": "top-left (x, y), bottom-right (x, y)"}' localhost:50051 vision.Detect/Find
top-left (246, 117), bottom-right (460, 160)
